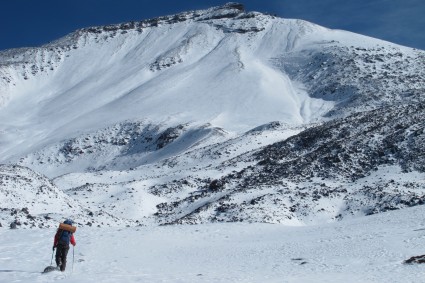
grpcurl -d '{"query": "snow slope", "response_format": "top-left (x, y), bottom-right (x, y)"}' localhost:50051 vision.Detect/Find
top-left (1, 206), bottom-right (425, 283)
top-left (0, 3), bottom-right (424, 228)
top-left (1, 3), bottom-right (423, 164)
top-left (0, 5), bottom-right (330, 162)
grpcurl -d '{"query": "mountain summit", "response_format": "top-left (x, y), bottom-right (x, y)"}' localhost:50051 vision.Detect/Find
top-left (0, 3), bottom-right (424, 228)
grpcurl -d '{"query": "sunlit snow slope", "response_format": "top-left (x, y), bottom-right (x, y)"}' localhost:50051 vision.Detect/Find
top-left (0, 3), bottom-right (424, 228)
top-left (0, 4), bottom-right (326, 161)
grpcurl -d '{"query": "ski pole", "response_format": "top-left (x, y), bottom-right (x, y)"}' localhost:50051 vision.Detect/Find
top-left (50, 248), bottom-right (54, 265)
top-left (72, 245), bottom-right (75, 273)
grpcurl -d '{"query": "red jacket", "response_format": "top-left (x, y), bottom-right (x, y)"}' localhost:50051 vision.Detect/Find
top-left (54, 229), bottom-right (76, 246)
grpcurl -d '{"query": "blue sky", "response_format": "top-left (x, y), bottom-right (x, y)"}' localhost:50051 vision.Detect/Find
top-left (1, 0), bottom-right (424, 51)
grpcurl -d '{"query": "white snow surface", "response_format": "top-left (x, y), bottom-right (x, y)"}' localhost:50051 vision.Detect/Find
top-left (2, 206), bottom-right (425, 282)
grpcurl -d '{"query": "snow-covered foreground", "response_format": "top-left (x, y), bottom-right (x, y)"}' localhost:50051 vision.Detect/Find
top-left (2, 206), bottom-right (425, 283)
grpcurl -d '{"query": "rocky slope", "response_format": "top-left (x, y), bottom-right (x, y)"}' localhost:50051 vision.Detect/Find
top-left (154, 102), bottom-right (425, 225)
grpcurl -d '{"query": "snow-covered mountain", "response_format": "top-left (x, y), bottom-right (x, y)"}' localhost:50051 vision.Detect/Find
top-left (0, 3), bottom-right (424, 228)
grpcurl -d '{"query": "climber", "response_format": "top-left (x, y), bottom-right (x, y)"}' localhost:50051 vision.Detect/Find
top-left (53, 219), bottom-right (76, 272)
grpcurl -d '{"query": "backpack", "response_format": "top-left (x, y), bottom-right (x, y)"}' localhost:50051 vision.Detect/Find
top-left (58, 229), bottom-right (72, 245)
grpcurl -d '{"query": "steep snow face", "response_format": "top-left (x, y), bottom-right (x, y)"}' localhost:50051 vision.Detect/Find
top-left (0, 4), bottom-right (364, 161)
top-left (0, 4), bottom-right (423, 163)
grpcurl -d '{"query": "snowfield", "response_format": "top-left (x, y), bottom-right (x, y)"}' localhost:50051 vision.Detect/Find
top-left (2, 205), bottom-right (425, 282)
